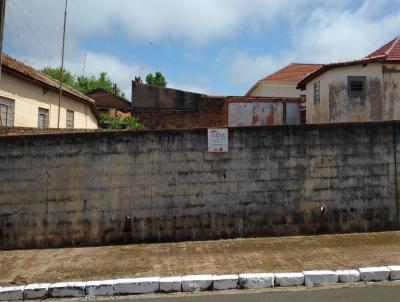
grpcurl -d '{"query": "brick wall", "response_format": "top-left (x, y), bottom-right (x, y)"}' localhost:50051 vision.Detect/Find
top-left (0, 122), bottom-right (399, 250)
top-left (133, 97), bottom-right (227, 129)
top-left (133, 96), bottom-right (302, 129)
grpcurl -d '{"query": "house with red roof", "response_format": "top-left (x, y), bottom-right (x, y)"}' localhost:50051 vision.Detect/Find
top-left (246, 63), bottom-right (322, 98)
top-left (298, 36), bottom-right (400, 124)
top-left (246, 63), bottom-right (322, 123)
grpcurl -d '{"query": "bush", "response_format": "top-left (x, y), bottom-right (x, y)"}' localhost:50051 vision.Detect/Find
top-left (100, 114), bottom-right (144, 130)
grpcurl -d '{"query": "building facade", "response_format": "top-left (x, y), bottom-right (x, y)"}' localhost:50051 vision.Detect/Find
top-left (246, 63), bottom-right (322, 98)
top-left (86, 88), bottom-right (131, 119)
top-left (298, 37), bottom-right (400, 124)
top-left (0, 55), bottom-right (98, 129)
top-left (132, 80), bottom-right (302, 129)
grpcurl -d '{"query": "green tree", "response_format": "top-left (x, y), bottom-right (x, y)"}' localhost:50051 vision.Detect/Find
top-left (42, 67), bottom-right (75, 87)
top-left (41, 67), bottom-right (125, 98)
top-left (145, 72), bottom-right (167, 87)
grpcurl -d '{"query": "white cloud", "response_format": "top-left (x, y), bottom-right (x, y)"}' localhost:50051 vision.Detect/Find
top-left (4, 0), bottom-right (400, 96)
top-left (227, 0), bottom-right (400, 91)
top-left (294, 0), bottom-right (400, 63)
top-left (228, 52), bottom-right (290, 86)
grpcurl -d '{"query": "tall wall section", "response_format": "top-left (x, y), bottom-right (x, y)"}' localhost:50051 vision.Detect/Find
top-left (0, 122), bottom-right (399, 250)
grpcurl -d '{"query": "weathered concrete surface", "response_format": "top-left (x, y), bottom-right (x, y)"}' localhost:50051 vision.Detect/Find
top-left (239, 273), bottom-right (274, 289)
top-left (84, 280), bottom-right (114, 297)
top-left (113, 278), bottom-right (160, 295)
top-left (159, 277), bottom-right (182, 293)
top-left (48, 282), bottom-right (86, 298)
top-left (0, 286), bottom-right (24, 301)
top-left (304, 271), bottom-right (338, 286)
top-left (23, 283), bottom-right (50, 300)
top-left (181, 275), bottom-right (213, 292)
top-left (359, 267), bottom-right (391, 282)
top-left (336, 270), bottom-right (360, 283)
top-left (0, 122), bottom-right (400, 250)
top-left (275, 273), bottom-right (304, 287)
top-left (212, 275), bottom-right (239, 290)
top-left (91, 284), bottom-right (400, 302)
top-left (387, 265), bottom-right (400, 280)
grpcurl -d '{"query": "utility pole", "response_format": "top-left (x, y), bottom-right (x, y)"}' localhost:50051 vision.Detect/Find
top-left (0, 0), bottom-right (7, 84)
top-left (0, 0), bottom-right (5, 126)
top-left (114, 83), bottom-right (117, 118)
top-left (82, 52), bottom-right (87, 75)
top-left (57, 0), bottom-right (68, 129)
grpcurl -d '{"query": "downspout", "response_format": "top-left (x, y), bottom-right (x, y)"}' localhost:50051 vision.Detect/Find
top-left (393, 121), bottom-right (399, 227)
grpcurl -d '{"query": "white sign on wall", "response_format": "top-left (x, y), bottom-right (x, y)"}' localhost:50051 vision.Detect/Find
top-left (208, 128), bottom-right (228, 153)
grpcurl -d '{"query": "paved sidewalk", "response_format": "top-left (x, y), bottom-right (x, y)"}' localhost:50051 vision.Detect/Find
top-left (1, 232), bottom-right (400, 285)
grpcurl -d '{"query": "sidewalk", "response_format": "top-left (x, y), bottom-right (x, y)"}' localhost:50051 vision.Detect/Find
top-left (1, 231), bottom-right (399, 286)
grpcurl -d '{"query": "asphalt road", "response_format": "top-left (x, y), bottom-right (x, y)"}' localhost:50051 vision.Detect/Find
top-left (83, 284), bottom-right (400, 302)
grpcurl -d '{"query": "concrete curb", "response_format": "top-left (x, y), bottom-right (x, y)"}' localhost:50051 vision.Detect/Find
top-left (0, 265), bottom-right (399, 300)
top-left (181, 275), bottom-right (213, 292)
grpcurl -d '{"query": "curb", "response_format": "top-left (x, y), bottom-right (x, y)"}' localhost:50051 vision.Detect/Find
top-left (1, 265), bottom-right (400, 300)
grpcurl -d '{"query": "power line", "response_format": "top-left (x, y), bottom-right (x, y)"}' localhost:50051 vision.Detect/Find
top-left (7, 1), bottom-right (30, 63)
top-left (24, 0), bottom-right (62, 51)
top-left (10, 0), bottom-right (59, 66)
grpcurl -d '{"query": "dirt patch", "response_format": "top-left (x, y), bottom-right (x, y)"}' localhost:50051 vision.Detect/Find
top-left (1, 232), bottom-right (400, 285)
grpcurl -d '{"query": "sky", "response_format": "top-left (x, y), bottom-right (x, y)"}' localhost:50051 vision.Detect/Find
top-left (3, 0), bottom-right (400, 99)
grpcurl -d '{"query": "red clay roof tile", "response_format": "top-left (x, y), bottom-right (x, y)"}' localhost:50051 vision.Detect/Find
top-left (264, 63), bottom-right (323, 82)
top-left (365, 36), bottom-right (400, 60)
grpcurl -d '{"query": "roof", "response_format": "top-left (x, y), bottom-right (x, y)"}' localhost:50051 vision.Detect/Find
top-left (1, 54), bottom-right (96, 109)
top-left (86, 88), bottom-right (131, 110)
top-left (298, 36), bottom-right (400, 89)
top-left (264, 63), bottom-right (323, 82)
top-left (365, 36), bottom-right (400, 60)
top-left (246, 63), bottom-right (322, 96)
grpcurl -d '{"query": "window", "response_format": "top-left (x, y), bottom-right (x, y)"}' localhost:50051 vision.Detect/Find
top-left (38, 108), bottom-right (49, 128)
top-left (0, 97), bottom-right (15, 126)
top-left (314, 81), bottom-right (320, 104)
top-left (66, 110), bottom-right (74, 129)
top-left (348, 76), bottom-right (366, 97)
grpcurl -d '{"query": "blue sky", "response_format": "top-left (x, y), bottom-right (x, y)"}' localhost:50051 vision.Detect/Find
top-left (4, 0), bottom-right (400, 99)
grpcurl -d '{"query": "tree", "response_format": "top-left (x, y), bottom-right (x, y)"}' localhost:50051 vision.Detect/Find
top-left (41, 67), bottom-right (125, 98)
top-left (42, 67), bottom-right (75, 87)
top-left (145, 72), bottom-right (167, 87)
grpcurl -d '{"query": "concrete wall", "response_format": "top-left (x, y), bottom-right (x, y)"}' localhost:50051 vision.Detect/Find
top-left (132, 81), bottom-right (202, 111)
top-left (0, 72), bottom-right (98, 129)
top-left (306, 63), bottom-right (400, 124)
top-left (1, 122), bottom-right (399, 250)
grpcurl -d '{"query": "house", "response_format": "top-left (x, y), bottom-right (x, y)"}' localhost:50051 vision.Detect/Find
top-left (132, 79), bottom-right (303, 129)
top-left (0, 54), bottom-right (98, 129)
top-left (298, 36), bottom-right (400, 124)
top-left (246, 63), bottom-right (322, 123)
top-left (86, 88), bottom-right (131, 119)
top-left (246, 63), bottom-right (322, 98)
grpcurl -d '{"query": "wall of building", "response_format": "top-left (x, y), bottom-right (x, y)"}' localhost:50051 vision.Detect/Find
top-left (0, 72), bottom-right (98, 129)
top-left (133, 97), bottom-right (226, 129)
top-left (249, 80), bottom-right (301, 98)
top-left (134, 97), bottom-right (301, 130)
top-left (305, 63), bottom-right (397, 124)
top-left (0, 122), bottom-right (399, 250)
top-left (383, 64), bottom-right (400, 120)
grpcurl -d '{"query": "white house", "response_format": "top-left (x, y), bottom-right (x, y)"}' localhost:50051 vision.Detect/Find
top-left (246, 63), bottom-right (322, 98)
top-left (298, 36), bottom-right (400, 124)
top-left (0, 54), bottom-right (98, 129)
